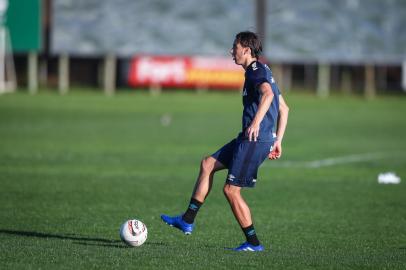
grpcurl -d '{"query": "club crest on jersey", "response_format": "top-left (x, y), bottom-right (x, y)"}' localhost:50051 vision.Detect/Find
top-left (242, 88), bottom-right (247, 96)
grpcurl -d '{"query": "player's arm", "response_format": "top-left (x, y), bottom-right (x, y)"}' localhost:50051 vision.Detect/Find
top-left (269, 94), bottom-right (289, 159)
top-left (246, 82), bottom-right (274, 141)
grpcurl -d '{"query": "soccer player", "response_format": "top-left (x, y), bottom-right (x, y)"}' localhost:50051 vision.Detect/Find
top-left (161, 31), bottom-right (289, 252)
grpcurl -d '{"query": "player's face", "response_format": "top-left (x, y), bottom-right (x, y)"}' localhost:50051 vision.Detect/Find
top-left (230, 41), bottom-right (248, 65)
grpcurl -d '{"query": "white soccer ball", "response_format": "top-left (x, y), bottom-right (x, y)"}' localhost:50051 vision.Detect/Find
top-left (119, 219), bottom-right (148, 247)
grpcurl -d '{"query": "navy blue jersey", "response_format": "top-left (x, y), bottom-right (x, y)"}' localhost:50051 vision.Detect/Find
top-left (239, 61), bottom-right (280, 142)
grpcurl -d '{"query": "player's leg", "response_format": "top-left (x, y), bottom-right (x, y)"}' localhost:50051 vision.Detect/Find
top-left (192, 156), bottom-right (226, 202)
top-left (223, 184), bottom-right (252, 227)
top-left (181, 157), bottom-right (225, 224)
top-left (189, 138), bottom-right (236, 204)
top-left (223, 184), bottom-right (262, 251)
top-left (161, 139), bottom-right (235, 234)
top-left (222, 140), bottom-right (272, 251)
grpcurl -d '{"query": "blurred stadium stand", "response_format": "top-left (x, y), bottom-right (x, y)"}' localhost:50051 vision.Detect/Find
top-left (6, 0), bottom-right (406, 96)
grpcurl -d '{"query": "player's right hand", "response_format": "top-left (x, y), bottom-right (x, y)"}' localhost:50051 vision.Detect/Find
top-left (269, 141), bottom-right (282, 160)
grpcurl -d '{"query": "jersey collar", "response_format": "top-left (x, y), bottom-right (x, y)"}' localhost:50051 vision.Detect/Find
top-left (246, 60), bottom-right (258, 71)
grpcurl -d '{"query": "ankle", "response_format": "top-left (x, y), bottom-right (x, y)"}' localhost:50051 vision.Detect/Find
top-left (182, 198), bottom-right (203, 224)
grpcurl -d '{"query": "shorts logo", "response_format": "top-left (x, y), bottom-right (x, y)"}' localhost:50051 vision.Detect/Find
top-left (227, 174), bottom-right (235, 181)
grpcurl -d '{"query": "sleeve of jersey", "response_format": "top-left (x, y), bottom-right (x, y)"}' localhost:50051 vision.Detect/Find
top-left (252, 67), bottom-right (280, 96)
top-left (269, 74), bottom-right (281, 96)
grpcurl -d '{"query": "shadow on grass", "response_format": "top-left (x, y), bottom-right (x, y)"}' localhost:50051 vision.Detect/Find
top-left (0, 229), bottom-right (169, 249)
top-left (74, 241), bottom-right (169, 249)
top-left (0, 229), bottom-right (121, 244)
top-left (0, 229), bottom-right (232, 250)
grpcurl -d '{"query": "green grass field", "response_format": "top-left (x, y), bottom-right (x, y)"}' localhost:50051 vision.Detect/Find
top-left (0, 90), bottom-right (405, 269)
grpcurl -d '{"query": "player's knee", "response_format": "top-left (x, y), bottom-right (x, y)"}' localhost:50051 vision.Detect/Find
top-left (200, 156), bottom-right (214, 174)
top-left (223, 184), bottom-right (239, 199)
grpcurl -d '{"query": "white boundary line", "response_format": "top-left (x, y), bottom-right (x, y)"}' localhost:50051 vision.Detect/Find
top-left (265, 152), bottom-right (403, 168)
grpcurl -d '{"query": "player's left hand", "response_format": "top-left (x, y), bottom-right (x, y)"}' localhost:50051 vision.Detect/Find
top-left (269, 140), bottom-right (282, 159)
top-left (246, 123), bottom-right (260, 142)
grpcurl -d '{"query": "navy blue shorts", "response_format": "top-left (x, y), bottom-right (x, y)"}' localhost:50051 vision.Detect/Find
top-left (211, 138), bottom-right (273, 188)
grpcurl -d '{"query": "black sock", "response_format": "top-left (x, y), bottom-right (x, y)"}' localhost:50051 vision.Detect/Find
top-left (242, 224), bottom-right (260, 246)
top-left (182, 198), bottom-right (203, 224)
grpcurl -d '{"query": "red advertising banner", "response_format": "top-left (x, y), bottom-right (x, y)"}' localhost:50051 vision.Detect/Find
top-left (128, 56), bottom-right (244, 90)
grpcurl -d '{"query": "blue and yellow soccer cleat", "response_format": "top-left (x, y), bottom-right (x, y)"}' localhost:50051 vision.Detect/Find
top-left (233, 242), bottom-right (264, 252)
top-left (160, 214), bottom-right (194, 235)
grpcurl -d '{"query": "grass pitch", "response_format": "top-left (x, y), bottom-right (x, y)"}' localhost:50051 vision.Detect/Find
top-left (0, 90), bottom-right (405, 269)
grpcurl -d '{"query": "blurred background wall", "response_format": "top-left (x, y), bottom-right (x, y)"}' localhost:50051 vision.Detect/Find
top-left (5, 0), bottom-right (406, 96)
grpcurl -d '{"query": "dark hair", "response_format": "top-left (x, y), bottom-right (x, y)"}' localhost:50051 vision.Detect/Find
top-left (234, 31), bottom-right (262, 58)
